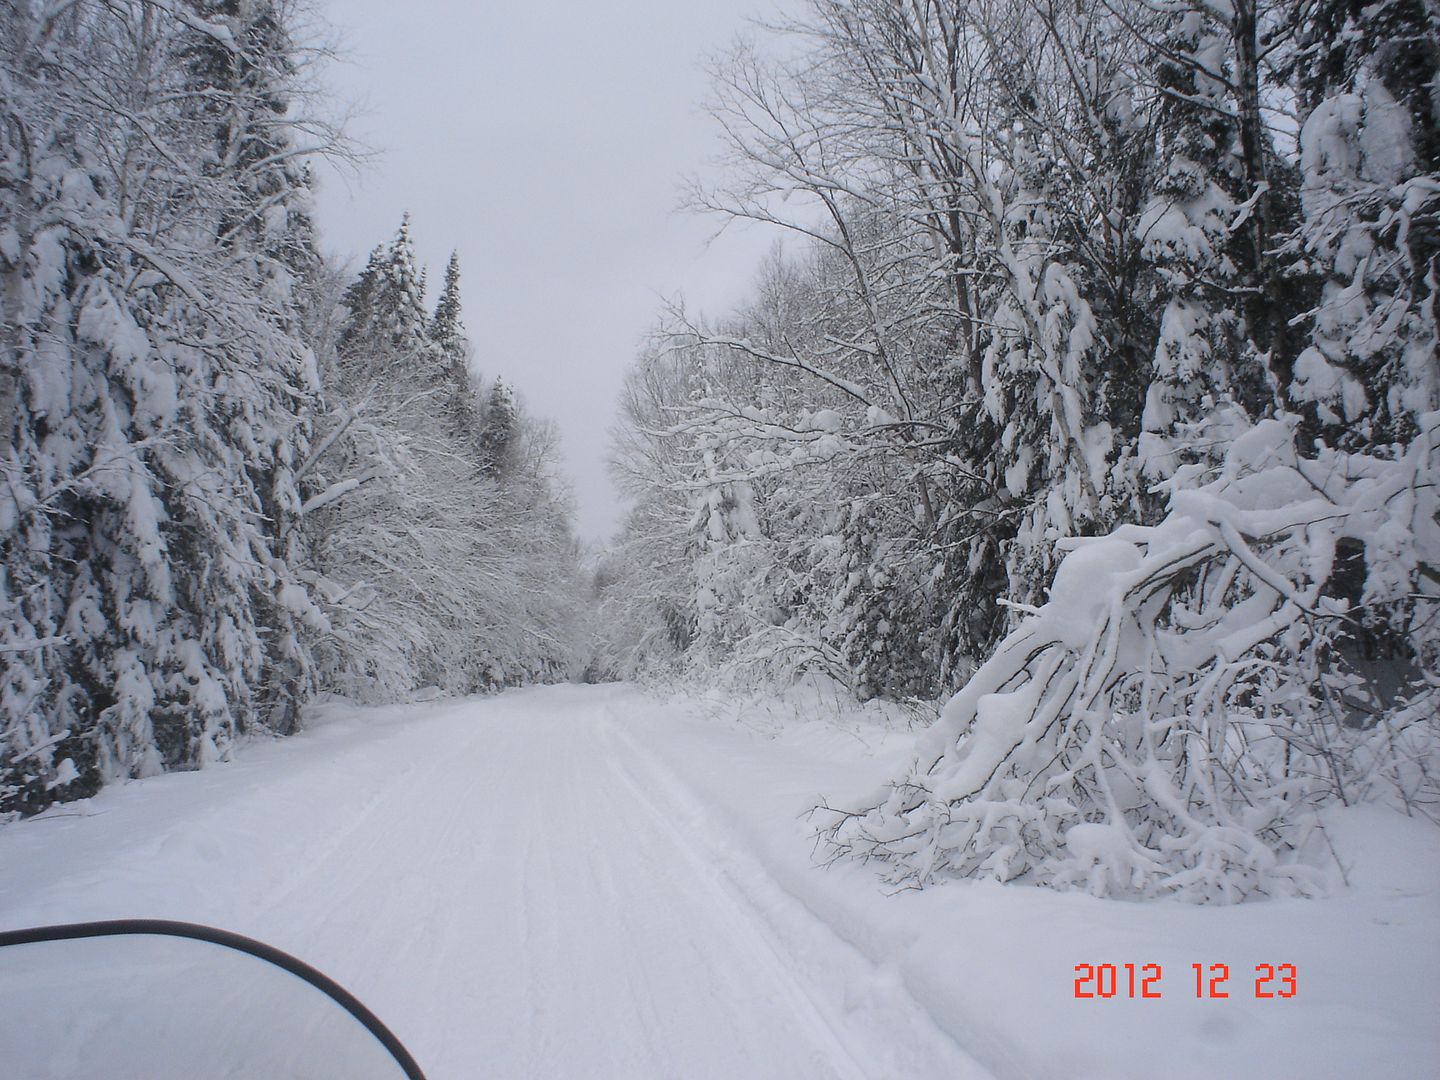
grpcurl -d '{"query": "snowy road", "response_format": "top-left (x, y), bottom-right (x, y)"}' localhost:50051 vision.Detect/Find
top-left (0, 686), bottom-right (989, 1080)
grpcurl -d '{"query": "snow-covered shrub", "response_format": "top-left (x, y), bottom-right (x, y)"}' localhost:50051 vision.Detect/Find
top-left (821, 414), bottom-right (1440, 902)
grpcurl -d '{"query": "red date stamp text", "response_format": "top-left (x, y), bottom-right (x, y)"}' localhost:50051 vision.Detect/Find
top-left (1072, 963), bottom-right (1297, 999)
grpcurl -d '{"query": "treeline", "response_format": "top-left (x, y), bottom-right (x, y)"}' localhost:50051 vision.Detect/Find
top-left (595, 0), bottom-right (1439, 898)
top-left (309, 220), bottom-right (577, 705)
top-left (1, 1), bottom-right (577, 818)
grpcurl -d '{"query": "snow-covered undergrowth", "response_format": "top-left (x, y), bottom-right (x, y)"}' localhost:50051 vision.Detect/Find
top-left (645, 671), bottom-right (939, 741)
top-left (821, 415), bottom-right (1440, 902)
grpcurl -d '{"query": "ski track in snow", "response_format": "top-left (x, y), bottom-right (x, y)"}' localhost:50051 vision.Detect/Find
top-left (0, 686), bottom-right (990, 1080)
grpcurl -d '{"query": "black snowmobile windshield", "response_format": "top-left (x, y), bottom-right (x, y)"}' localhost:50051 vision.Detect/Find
top-left (0, 920), bottom-right (426, 1080)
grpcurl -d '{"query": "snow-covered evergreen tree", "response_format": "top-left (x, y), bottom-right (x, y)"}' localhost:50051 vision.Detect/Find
top-left (1, 0), bottom-right (329, 815)
top-left (1282, 0), bottom-right (1439, 446)
top-left (1134, 5), bottom-right (1261, 480)
top-left (432, 251), bottom-right (466, 364)
top-left (478, 379), bottom-right (519, 477)
top-left (337, 214), bottom-right (445, 392)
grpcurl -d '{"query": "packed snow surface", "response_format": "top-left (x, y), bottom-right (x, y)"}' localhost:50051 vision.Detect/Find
top-left (1, 684), bottom-right (1436, 1079)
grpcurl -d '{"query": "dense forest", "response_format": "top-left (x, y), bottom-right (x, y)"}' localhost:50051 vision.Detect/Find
top-left (592, 0), bottom-right (1439, 899)
top-left (2, 0), bottom-right (1436, 904)
top-left (0, 0), bottom-right (578, 818)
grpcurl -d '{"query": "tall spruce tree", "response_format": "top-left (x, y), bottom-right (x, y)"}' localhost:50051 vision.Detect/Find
top-left (430, 250), bottom-right (484, 443)
top-left (336, 214), bottom-right (446, 399)
top-left (479, 380), bottom-right (519, 476)
top-left (432, 251), bottom-right (467, 369)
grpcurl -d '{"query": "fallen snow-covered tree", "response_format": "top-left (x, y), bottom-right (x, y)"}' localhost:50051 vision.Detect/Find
top-left (820, 414), bottom-right (1440, 902)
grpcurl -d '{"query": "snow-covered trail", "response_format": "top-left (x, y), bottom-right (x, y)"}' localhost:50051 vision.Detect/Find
top-left (0, 685), bottom-right (988, 1080)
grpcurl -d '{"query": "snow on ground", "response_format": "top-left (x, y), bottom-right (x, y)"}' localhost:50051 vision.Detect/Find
top-left (618, 687), bottom-right (1440, 1079)
top-left (1, 683), bottom-right (1437, 1079)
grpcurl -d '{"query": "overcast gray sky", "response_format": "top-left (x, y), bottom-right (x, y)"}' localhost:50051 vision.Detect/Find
top-left (312, 0), bottom-right (785, 542)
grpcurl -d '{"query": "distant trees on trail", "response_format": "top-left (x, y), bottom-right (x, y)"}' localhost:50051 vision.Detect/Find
top-left (307, 218), bottom-right (579, 701)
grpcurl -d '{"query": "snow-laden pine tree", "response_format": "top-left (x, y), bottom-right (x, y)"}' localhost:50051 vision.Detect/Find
top-left (1, 0), bottom-right (329, 816)
top-left (1282, 0), bottom-right (1439, 446)
top-left (431, 252), bottom-right (466, 360)
top-left (176, 0), bottom-right (331, 738)
top-left (1279, 0), bottom-right (1440, 736)
top-left (336, 214), bottom-right (445, 390)
top-left (478, 379), bottom-right (519, 477)
top-left (430, 253), bottom-right (473, 391)
top-left (429, 250), bottom-right (493, 460)
top-left (1134, 3), bottom-right (1263, 480)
